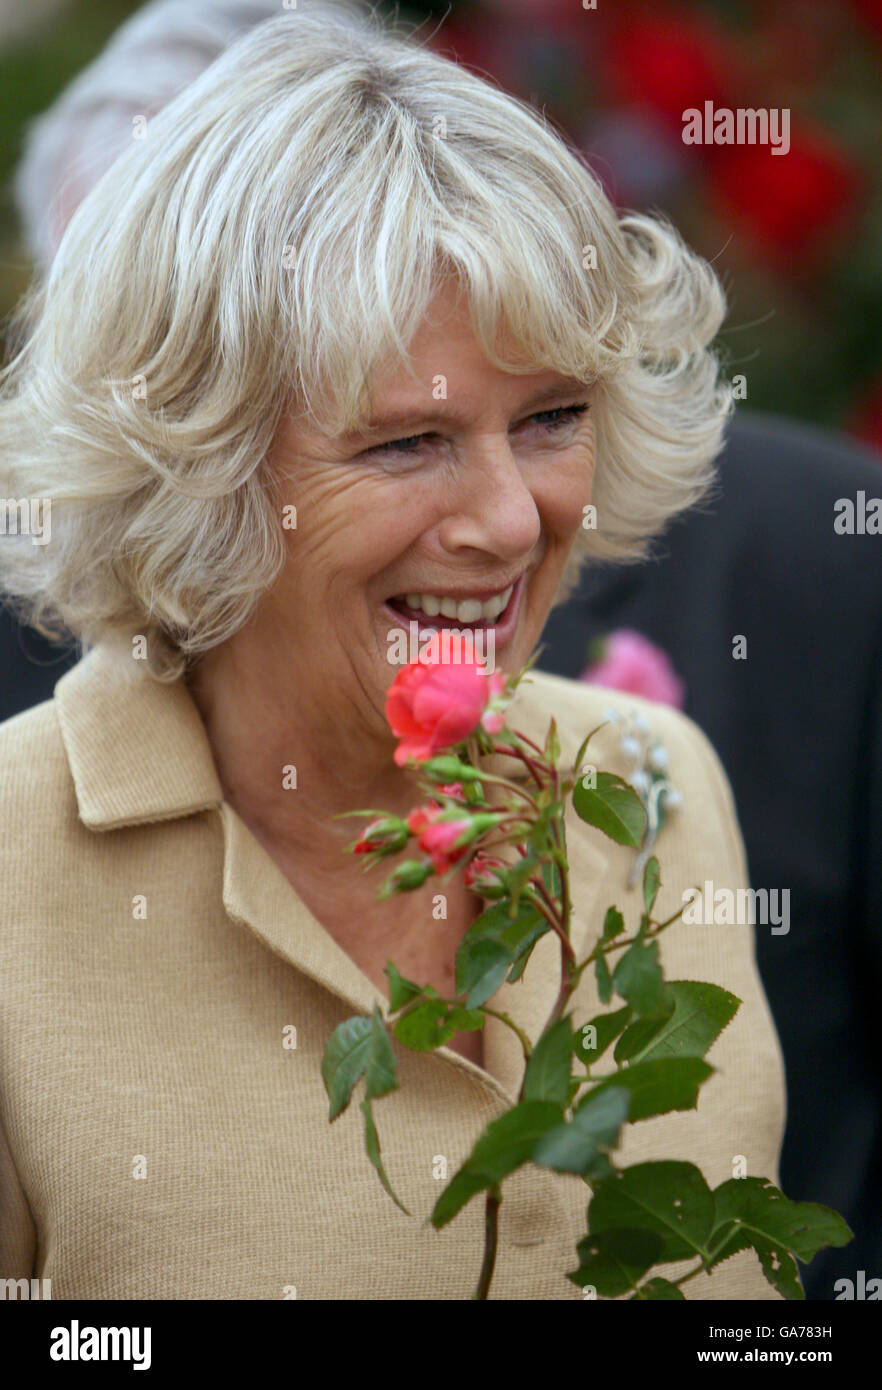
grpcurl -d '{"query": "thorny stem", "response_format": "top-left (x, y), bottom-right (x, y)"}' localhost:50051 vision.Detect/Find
top-left (476, 799), bottom-right (577, 1299)
top-left (524, 886), bottom-right (575, 963)
top-left (494, 738), bottom-right (547, 788)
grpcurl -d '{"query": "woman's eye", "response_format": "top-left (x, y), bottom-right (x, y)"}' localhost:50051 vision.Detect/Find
top-left (362, 403), bottom-right (589, 458)
top-left (529, 404), bottom-right (590, 430)
top-left (370, 433), bottom-right (433, 455)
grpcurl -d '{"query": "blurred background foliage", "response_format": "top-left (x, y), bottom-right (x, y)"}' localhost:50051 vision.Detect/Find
top-left (1, 0), bottom-right (880, 449)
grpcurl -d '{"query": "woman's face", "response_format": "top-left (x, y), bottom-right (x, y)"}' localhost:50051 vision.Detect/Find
top-left (263, 280), bottom-right (594, 742)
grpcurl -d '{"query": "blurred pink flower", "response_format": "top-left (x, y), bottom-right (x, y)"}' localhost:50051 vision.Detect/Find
top-left (580, 629), bottom-right (685, 709)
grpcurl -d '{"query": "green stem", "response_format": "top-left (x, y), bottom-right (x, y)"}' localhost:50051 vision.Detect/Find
top-left (525, 885), bottom-right (575, 963)
top-left (571, 905), bottom-right (686, 983)
top-left (480, 1007), bottom-right (533, 1061)
top-left (473, 1185), bottom-right (502, 1300)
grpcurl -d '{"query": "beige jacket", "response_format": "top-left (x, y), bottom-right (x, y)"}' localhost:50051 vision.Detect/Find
top-left (0, 644), bottom-right (786, 1299)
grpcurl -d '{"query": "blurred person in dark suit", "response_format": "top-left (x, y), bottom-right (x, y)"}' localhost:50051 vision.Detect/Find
top-left (541, 408), bottom-right (882, 1300)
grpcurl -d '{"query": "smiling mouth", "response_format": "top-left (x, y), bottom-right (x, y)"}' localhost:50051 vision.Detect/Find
top-left (385, 577), bottom-right (521, 630)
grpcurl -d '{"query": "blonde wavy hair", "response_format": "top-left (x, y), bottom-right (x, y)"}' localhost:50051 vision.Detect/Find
top-left (0, 0), bottom-right (732, 681)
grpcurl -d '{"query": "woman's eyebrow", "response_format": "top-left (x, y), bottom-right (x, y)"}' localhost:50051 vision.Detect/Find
top-left (348, 378), bottom-right (592, 439)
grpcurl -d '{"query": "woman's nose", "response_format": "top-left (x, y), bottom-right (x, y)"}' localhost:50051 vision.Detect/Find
top-left (437, 436), bottom-right (542, 562)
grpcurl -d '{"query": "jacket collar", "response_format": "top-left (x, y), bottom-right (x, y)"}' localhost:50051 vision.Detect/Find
top-left (55, 644), bottom-right (223, 828)
top-left (54, 644), bottom-right (611, 1101)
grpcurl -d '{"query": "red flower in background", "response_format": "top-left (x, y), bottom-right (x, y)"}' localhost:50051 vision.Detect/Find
top-left (849, 0), bottom-right (882, 41)
top-left (707, 124), bottom-right (862, 265)
top-left (603, 14), bottom-right (737, 131)
top-left (580, 630), bottom-right (685, 709)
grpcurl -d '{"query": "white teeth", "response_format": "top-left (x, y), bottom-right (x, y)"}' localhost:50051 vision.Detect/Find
top-left (397, 583), bottom-right (515, 624)
top-left (457, 599), bottom-right (483, 623)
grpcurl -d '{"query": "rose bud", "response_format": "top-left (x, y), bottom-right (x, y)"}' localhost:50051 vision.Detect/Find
top-left (414, 810), bottom-right (504, 874)
top-left (421, 756), bottom-right (485, 784)
top-left (378, 858), bottom-right (436, 898)
top-left (352, 816), bottom-right (410, 857)
top-left (464, 854), bottom-right (510, 898)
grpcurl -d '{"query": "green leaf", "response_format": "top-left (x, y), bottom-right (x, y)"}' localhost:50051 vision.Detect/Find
top-left (393, 999), bottom-right (457, 1051)
top-left (456, 900), bottom-right (547, 1001)
top-left (619, 980), bottom-right (741, 1065)
top-left (498, 910), bottom-right (547, 958)
top-left (457, 937), bottom-right (515, 1008)
top-left (572, 722), bottom-right (608, 778)
top-left (385, 962), bottom-right (422, 1013)
top-left (431, 1101), bottom-right (563, 1228)
top-left (643, 857), bottom-right (661, 915)
top-left (751, 1237), bottom-right (804, 1299)
top-left (589, 1161), bottom-right (715, 1262)
top-left (430, 1169), bottom-right (488, 1230)
top-left (446, 1006), bottom-right (485, 1032)
top-left (365, 1005), bottom-right (397, 1099)
top-left (321, 1015), bottom-right (373, 1121)
top-left (612, 937), bottom-right (668, 1019)
top-left (588, 1057), bottom-right (713, 1122)
top-left (601, 906), bottom-right (625, 942)
top-left (522, 1018), bottom-right (574, 1105)
top-left (505, 938), bottom-right (540, 984)
top-left (708, 1178), bottom-right (853, 1289)
top-left (503, 853), bottom-right (539, 914)
top-left (361, 1097), bottom-right (410, 1215)
top-left (533, 1086), bottom-right (630, 1175)
top-left (568, 1226), bottom-right (664, 1296)
top-left (595, 952), bottom-right (613, 1004)
top-left (574, 1005), bottom-right (633, 1065)
top-left (631, 1277), bottom-right (685, 1300)
top-left (613, 1016), bottom-right (669, 1063)
top-left (573, 772), bottom-right (646, 848)
top-left (544, 716), bottom-right (560, 763)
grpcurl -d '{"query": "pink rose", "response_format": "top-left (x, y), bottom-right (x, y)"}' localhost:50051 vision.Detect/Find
top-left (580, 630), bottom-right (685, 709)
top-left (386, 640), bottom-right (506, 766)
top-left (416, 816), bottom-right (474, 875)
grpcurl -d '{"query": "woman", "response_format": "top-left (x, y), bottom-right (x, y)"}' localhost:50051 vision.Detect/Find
top-left (0, 3), bottom-right (786, 1299)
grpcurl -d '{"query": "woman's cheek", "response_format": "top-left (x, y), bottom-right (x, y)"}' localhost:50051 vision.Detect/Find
top-left (536, 447), bottom-right (594, 543)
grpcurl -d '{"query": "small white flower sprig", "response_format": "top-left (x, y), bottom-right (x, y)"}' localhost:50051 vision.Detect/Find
top-left (601, 707), bottom-right (684, 890)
